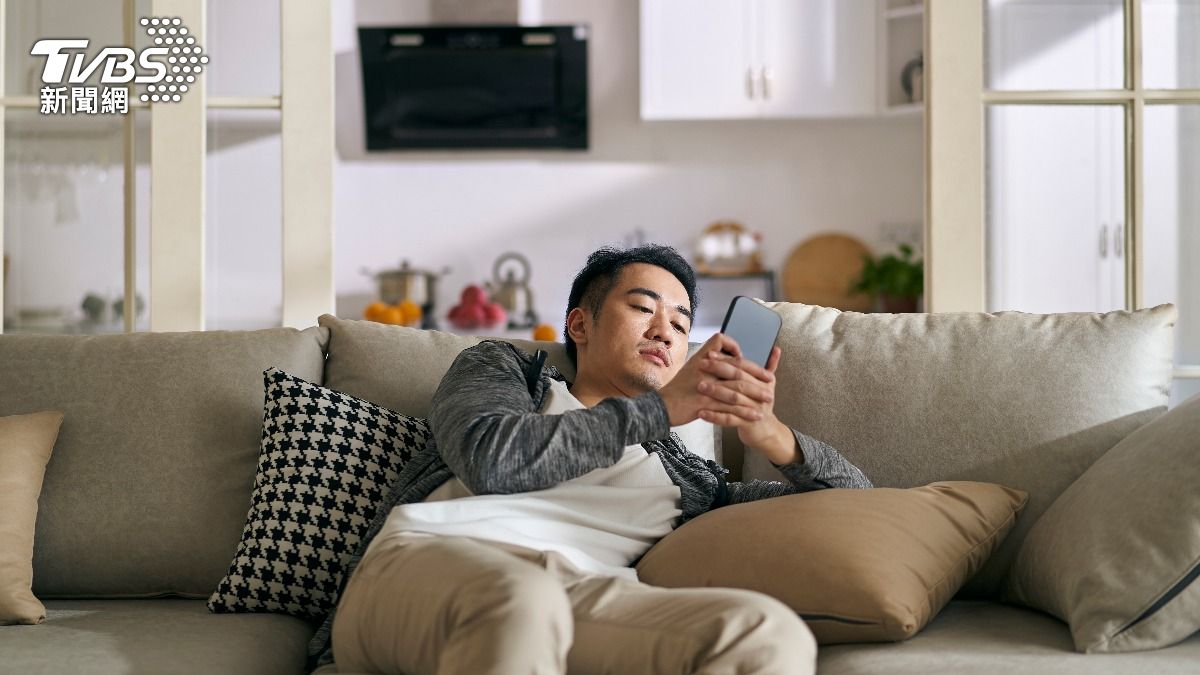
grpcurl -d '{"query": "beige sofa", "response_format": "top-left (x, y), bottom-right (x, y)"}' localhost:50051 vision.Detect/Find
top-left (1, 305), bottom-right (1197, 674)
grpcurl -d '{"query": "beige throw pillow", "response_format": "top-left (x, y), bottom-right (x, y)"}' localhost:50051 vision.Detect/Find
top-left (0, 411), bottom-right (64, 625)
top-left (636, 481), bottom-right (1028, 644)
top-left (1004, 393), bottom-right (1200, 653)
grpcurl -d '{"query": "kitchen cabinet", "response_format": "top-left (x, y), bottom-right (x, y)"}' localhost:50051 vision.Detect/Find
top-left (640, 0), bottom-right (877, 119)
top-left (987, 106), bottom-right (1126, 314)
top-left (986, 2), bottom-right (1126, 314)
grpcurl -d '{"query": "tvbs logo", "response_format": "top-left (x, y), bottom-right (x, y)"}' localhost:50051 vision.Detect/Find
top-left (32, 17), bottom-right (207, 114)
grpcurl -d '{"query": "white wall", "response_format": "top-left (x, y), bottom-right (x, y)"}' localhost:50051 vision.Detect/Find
top-left (333, 0), bottom-right (924, 332)
top-left (3, 0), bottom-right (923, 333)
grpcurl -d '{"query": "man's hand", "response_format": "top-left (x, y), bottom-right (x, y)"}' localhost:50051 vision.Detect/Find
top-left (695, 344), bottom-right (801, 466)
top-left (658, 333), bottom-right (763, 428)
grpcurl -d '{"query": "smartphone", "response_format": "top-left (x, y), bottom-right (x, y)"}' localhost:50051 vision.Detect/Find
top-left (718, 296), bottom-right (782, 369)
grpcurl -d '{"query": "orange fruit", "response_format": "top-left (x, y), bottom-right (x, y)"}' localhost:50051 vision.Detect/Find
top-left (398, 299), bottom-right (422, 326)
top-left (532, 324), bottom-right (556, 341)
top-left (364, 301), bottom-right (390, 322)
top-left (379, 306), bottom-right (406, 325)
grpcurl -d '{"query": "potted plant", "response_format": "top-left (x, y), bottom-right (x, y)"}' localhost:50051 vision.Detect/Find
top-left (850, 243), bottom-right (924, 313)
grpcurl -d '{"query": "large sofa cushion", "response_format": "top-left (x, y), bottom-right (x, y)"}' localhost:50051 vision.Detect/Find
top-left (743, 302), bottom-right (1177, 597)
top-left (1005, 393), bottom-right (1200, 653)
top-left (0, 599), bottom-right (312, 675)
top-left (0, 327), bottom-right (329, 598)
top-left (209, 368), bottom-right (430, 620)
top-left (817, 600), bottom-right (1200, 675)
top-left (637, 482), bottom-right (1028, 644)
top-left (319, 315), bottom-right (569, 419)
top-left (0, 411), bottom-right (63, 624)
top-left (318, 315), bottom-right (720, 462)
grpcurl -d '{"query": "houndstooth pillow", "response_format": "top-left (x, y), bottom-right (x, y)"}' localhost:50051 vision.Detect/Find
top-left (207, 367), bottom-right (429, 620)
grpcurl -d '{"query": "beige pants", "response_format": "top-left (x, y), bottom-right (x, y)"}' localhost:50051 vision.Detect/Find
top-left (330, 531), bottom-right (816, 675)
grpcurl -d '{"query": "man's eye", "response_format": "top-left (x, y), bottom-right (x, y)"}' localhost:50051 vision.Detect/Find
top-left (633, 305), bottom-right (653, 313)
top-left (673, 323), bottom-right (686, 333)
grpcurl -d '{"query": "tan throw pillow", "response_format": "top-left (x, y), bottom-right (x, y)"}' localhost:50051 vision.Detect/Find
top-left (1004, 394), bottom-right (1200, 653)
top-left (636, 481), bottom-right (1028, 644)
top-left (0, 411), bottom-right (64, 625)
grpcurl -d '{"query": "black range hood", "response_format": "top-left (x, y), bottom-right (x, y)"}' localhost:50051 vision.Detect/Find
top-left (359, 25), bottom-right (589, 151)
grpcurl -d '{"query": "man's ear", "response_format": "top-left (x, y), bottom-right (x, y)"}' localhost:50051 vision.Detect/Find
top-left (566, 307), bottom-right (590, 346)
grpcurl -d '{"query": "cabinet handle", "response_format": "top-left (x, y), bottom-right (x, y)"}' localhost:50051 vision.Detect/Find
top-left (761, 67), bottom-right (773, 99)
top-left (745, 67), bottom-right (756, 99)
top-left (1114, 222), bottom-right (1123, 258)
top-left (1099, 224), bottom-right (1108, 258)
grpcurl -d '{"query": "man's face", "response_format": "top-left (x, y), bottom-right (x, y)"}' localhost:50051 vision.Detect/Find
top-left (571, 262), bottom-right (693, 393)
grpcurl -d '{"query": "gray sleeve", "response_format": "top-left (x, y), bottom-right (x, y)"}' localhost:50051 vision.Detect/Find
top-left (428, 341), bottom-right (672, 495)
top-left (725, 427), bottom-right (873, 505)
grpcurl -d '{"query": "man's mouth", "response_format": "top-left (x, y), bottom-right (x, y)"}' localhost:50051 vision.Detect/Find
top-left (639, 349), bottom-right (669, 367)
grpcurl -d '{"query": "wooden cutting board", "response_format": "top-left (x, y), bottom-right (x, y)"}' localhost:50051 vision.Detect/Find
top-left (781, 234), bottom-right (874, 311)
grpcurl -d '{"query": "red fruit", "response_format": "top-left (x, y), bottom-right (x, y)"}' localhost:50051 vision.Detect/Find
top-left (482, 303), bottom-right (507, 327)
top-left (461, 285), bottom-right (488, 305)
top-left (462, 303), bottom-right (487, 327)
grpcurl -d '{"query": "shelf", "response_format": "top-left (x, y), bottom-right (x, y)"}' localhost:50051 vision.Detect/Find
top-left (883, 102), bottom-right (924, 116)
top-left (885, 4), bottom-right (924, 20)
top-left (696, 271), bottom-right (775, 280)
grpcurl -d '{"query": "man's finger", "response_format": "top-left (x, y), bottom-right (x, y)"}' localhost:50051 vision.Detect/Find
top-left (700, 354), bottom-right (774, 385)
top-left (706, 332), bottom-right (743, 360)
top-left (698, 409), bottom-right (759, 426)
top-left (727, 354), bottom-right (773, 384)
top-left (694, 395), bottom-right (757, 416)
top-left (698, 357), bottom-right (742, 381)
top-left (696, 400), bottom-right (762, 422)
top-left (698, 382), bottom-right (753, 407)
top-left (700, 378), bottom-right (773, 405)
top-left (765, 345), bottom-right (781, 374)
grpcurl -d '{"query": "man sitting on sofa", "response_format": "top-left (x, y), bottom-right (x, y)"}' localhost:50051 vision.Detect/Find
top-left (329, 244), bottom-right (872, 675)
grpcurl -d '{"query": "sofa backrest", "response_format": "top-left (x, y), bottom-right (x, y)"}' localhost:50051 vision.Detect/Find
top-left (0, 327), bottom-right (328, 599)
top-left (318, 315), bottom-right (720, 462)
top-left (742, 302), bottom-right (1178, 598)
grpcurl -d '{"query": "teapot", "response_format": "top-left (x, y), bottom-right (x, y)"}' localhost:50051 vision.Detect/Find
top-left (485, 252), bottom-right (538, 329)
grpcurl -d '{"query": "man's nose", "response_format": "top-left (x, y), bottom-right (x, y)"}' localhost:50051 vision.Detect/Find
top-left (646, 311), bottom-right (674, 346)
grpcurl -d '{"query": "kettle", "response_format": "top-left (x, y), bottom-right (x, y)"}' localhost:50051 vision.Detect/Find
top-left (486, 252), bottom-right (538, 329)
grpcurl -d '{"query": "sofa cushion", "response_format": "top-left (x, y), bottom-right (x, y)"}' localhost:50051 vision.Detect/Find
top-left (743, 302), bottom-right (1177, 597)
top-left (0, 599), bottom-right (312, 675)
top-left (636, 481), bottom-right (1028, 644)
top-left (318, 315), bottom-right (720, 462)
top-left (0, 327), bottom-right (329, 599)
top-left (209, 368), bottom-right (429, 620)
top-left (817, 600), bottom-right (1200, 675)
top-left (0, 411), bottom-right (63, 625)
top-left (1005, 393), bottom-right (1200, 653)
top-left (320, 315), bottom-right (568, 419)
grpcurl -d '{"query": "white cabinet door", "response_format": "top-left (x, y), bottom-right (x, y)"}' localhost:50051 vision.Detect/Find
top-left (988, 105), bottom-right (1124, 314)
top-left (640, 0), bottom-right (758, 119)
top-left (639, 0), bottom-right (877, 119)
top-left (758, 0), bottom-right (877, 117)
top-left (986, 1), bottom-right (1126, 314)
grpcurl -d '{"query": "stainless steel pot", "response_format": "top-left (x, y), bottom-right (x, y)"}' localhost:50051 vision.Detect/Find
top-left (361, 260), bottom-right (447, 306)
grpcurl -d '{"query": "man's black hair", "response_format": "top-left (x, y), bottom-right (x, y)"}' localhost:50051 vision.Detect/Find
top-left (563, 244), bottom-right (698, 369)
